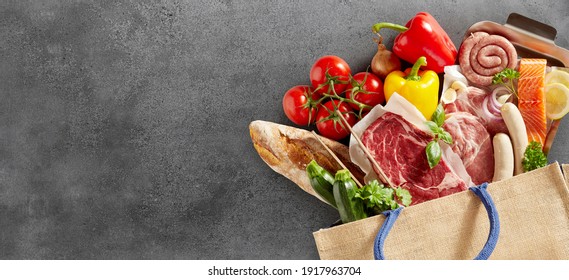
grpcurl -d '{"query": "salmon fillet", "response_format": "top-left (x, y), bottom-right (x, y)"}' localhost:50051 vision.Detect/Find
top-left (518, 59), bottom-right (547, 146)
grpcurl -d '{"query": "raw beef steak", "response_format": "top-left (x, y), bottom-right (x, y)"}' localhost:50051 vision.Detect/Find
top-left (361, 112), bottom-right (468, 205)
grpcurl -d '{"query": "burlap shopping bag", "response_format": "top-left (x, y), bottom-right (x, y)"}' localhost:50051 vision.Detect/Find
top-left (564, 164), bottom-right (569, 187)
top-left (313, 162), bottom-right (569, 260)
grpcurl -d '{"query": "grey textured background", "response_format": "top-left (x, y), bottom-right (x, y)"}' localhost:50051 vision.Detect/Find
top-left (1, 0), bottom-right (568, 259)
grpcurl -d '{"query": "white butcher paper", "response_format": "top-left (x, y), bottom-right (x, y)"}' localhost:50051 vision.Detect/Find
top-left (349, 92), bottom-right (474, 187)
top-left (442, 65), bottom-right (469, 94)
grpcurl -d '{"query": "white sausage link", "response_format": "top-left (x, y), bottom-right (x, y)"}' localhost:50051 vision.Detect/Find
top-left (492, 133), bottom-right (514, 182)
top-left (501, 103), bottom-right (528, 175)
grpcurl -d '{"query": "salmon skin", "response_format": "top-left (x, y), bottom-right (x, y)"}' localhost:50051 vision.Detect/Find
top-left (517, 58), bottom-right (547, 146)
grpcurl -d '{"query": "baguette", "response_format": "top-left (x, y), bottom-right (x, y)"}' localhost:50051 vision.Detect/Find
top-left (249, 120), bottom-right (365, 203)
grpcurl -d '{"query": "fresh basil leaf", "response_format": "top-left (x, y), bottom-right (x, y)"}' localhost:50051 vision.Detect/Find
top-left (426, 140), bottom-right (442, 169)
top-left (425, 121), bottom-right (439, 134)
top-left (432, 104), bottom-right (445, 127)
top-left (435, 126), bottom-right (445, 135)
top-left (439, 130), bottom-right (453, 145)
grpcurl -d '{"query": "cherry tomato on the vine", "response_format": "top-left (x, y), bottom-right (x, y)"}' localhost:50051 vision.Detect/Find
top-left (345, 72), bottom-right (385, 111)
top-left (310, 55), bottom-right (351, 95)
top-left (316, 100), bottom-right (357, 140)
top-left (282, 85), bottom-right (321, 126)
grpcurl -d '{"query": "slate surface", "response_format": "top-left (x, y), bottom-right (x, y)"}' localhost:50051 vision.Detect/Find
top-left (1, 0), bottom-right (568, 259)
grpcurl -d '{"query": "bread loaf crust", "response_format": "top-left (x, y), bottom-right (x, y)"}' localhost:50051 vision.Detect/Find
top-left (249, 120), bottom-right (365, 203)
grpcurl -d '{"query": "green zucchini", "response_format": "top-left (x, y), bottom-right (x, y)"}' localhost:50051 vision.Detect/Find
top-left (333, 170), bottom-right (367, 223)
top-left (306, 160), bottom-right (336, 208)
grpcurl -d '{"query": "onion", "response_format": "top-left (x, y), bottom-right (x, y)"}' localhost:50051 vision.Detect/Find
top-left (482, 97), bottom-right (503, 121)
top-left (483, 86), bottom-right (511, 120)
top-left (489, 91), bottom-right (500, 112)
top-left (486, 93), bottom-right (501, 115)
top-left (491, 86), bottom-right (512, 105)
top-left (371, 42), bottom-right (401, 79)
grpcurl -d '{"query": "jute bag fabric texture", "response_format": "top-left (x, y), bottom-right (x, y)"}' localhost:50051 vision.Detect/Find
top-left (564, 164), bottom-right (569, 187)
top-left (313, 163), bottom-right (569, 260)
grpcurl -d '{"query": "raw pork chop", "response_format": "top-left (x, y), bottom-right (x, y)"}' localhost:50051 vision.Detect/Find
top-left (443, 112), bottom-right (494, 185)
top-left (444, 86), bottom-right (509, 136)
top-left (361, 112), bottom-right (468, 205)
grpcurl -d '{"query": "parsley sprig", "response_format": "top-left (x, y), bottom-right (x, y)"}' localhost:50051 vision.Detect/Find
top-left (492, 68), bottom-right (520, 96)
top-left (522, 141), bottom-right (548, 172)
top-left (354, 180), bottom-right (411, 214)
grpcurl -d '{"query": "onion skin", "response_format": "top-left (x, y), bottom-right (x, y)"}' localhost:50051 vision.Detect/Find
top-left (482, 87), bottom-right (511, 121)
top-left (371, 44), bottom-right (401, 79)
top-left (482, 96), bottom-right (503, 121)
top-left (491, 86), bottom-right (512, 106)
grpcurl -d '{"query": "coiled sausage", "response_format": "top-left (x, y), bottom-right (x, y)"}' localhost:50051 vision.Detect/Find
top-left (459, 32), bottom-right (518, 86)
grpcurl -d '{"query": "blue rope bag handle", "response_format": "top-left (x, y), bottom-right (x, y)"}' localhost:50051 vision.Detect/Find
top-left (373, 183), bottom-right (500, 260)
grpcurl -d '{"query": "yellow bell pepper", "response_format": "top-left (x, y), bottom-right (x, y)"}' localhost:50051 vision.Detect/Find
top-left (384, 56), bottom-right (439, 120)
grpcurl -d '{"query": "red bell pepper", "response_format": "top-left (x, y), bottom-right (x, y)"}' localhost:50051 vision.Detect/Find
top-left (372, 12), bottom-right (457, 74)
